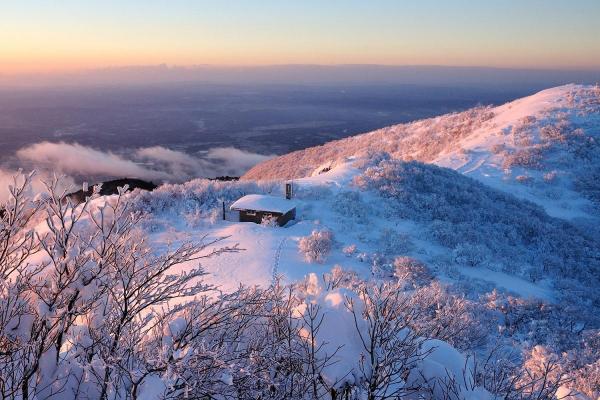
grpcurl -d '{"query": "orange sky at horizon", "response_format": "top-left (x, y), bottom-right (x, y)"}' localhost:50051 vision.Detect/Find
top-left (2, 0), bottom-right (600, 76)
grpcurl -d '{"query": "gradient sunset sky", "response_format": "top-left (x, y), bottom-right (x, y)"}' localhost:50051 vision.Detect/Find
top-left (2, 0), bottom-right (600, 75)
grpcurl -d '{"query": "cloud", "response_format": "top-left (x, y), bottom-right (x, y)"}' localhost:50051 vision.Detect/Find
top-left (135, 146), bottom-right (208, 178)
top-left (205, 147), bottom-right (274, 176)
top-left (16, 142), bottom-right (174, 182)
top-left (1, 142), bottom-right (272, 203)
top-left (135, 146), bottom-right (274, 178)
top-left (8, 142), bottom-right (273, 194)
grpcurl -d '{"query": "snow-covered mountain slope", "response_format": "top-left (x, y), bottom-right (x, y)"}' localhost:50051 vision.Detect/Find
top-left (243, 84), bottom-right (600, 221)
top-left (8, 86), bottom-right (600, 399)
top-left (124, 87), bottom-right (600, 397)
top-left (136, 158), bottom-right (600, 305)
top-left (126, 152), bottom-right (600, 397)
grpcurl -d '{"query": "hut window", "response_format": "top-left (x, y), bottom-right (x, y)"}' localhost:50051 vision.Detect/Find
top-left (245, 210), bottom-right (256, 216)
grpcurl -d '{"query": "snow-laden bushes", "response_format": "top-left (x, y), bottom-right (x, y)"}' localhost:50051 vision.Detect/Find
top-left (408, 282), bottom-right (490, 351)
top-left (502, 146), bottom-right (545, 169)
top-left (330, 190), bottom-right (372, 223)
top-left (378, 228), bottom-right (413, 257)
top-left (242, 105), bottom-right (495, 181)
top-left (393, 256), bottom-right (432, 287)
top-left (453, 243), bottom-right (490, 267)
top-left (567, 360), bottom-right (600, 399)
top-left (575, 166), bottom-right (600, 206)
top-left (547, 329), bottom-right (600, 399)
top-left (129, 177), bottom-right (280, 218)
top-left (353, 159), bottom-right (600, 287)
top-left (0, 174), bottom-right (240, 400)
top-left (298, 229), bottom-right (334, 263)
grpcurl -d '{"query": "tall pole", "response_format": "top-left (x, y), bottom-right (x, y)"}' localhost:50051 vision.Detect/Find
top-left (222, 201), bottom-right (226, 220)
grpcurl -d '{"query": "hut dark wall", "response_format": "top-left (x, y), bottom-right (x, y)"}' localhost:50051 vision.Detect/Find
top-left (239, 208), bottom-right (296, 226)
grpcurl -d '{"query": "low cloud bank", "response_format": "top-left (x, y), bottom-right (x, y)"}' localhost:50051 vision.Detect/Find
top-left (1, 142), bottom-right (274, 202)
top-left (205, 147), bottom-right (274, 177)
top-left (17, 142), bottom-right (174, 182)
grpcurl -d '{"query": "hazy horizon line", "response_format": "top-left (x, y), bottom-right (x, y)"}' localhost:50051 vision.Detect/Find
top-left (2, 64), bottom-right (599, 89)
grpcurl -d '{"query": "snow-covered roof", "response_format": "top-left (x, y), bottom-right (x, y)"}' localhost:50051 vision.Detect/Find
top-left (230, 194), bottom-right (297, 214)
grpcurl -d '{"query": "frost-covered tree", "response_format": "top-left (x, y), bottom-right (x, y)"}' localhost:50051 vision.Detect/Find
top-left (345, 282), bottom-right (425, 399)
top-left (393, 256), bottom-right (432, 287)
top-left (0, 173), bottom-right (237, 399)
top-left (299, 230), bottom-right (334, 264)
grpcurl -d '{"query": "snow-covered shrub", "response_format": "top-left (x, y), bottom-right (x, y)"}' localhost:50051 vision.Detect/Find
top-left (331, 190), bottom-right (372, 223)
top-left (491, 143), bottom-right (505, 154)
top-left (515, 174), bottom-right (533, 184)
top-left (208, 206), bottom-right (221, 224)
top-left (521, 115), bottom-right (537, 125)
top-left (184, 208), bottom-right (203, 227)
top-left (342, 244), bottom-right (357, 256)
top-left (378, 228), bottom-right (413, 256)
top-left (345, 282), bottom-right (427, 399)
top-left (575, 166), bottom-right (600, 205)
top-left (539, 118), bottom-right (585, 146)
top-left (502, 147), bottom-right (545, 169)
top-left (352, 149), bottom-right (391, 169)
top-left (370, 252), bottom-right (393, 279)
top-left (482, 289), bottom-right (592, 351)
top-left (453, 243), bottom-right (489, 267)
top-left (408, 282), bottom-right (488, 351)
top-left (298, 229), bottom-right (334, 263)
top-left (552, 330), bottom-right (600, 399)
top-left (517, 346), bottom-right (567, 399)
top-left (322, 264), bottom-right (361, 290)
top-left (393, 256), bottom-right (432, 287)
top-left (543, 170), bottom-right (558, 183)
top-left (566, 360), bottom-right (600, 399)
top-left (428, 220), bottom-right (461, 247)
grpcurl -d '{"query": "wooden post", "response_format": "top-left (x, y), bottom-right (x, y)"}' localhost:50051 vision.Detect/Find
top-left (222, 201), bottom-right (226, 220)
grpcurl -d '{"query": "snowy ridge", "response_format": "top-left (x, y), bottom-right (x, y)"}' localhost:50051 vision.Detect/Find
top-left (244, 84), bottom-right (600, 221)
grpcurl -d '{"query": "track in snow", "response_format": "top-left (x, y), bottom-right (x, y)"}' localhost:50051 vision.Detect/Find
top-left (272, 237), bottom-right (287, 282)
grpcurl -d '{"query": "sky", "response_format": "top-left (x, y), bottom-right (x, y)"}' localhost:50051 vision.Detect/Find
top-left (1, 0), bottom-right (600, 75)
